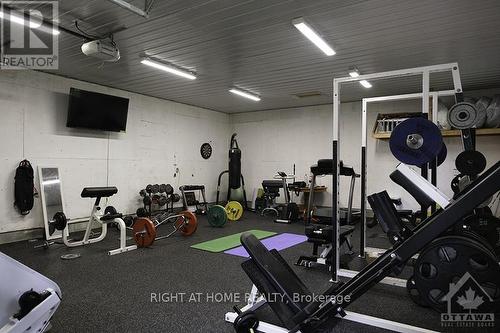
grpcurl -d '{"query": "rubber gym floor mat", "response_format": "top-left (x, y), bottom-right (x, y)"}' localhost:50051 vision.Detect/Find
top-left (224, 233), bottom-right (307, 258)
top-left (190, 229), bottom-right (277, 253)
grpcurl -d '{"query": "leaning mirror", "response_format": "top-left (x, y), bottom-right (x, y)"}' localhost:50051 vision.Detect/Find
top-left (39, 167), bottom-right (66, 240)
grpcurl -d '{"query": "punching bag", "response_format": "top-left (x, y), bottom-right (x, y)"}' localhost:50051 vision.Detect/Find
top-left (229, 142), bottom-right (241, 189)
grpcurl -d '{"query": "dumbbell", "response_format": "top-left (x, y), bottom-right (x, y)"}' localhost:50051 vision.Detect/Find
top-left (48, 212), bottom-right (67, 236)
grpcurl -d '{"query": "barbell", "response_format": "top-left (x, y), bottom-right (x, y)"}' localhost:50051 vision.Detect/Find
top-left (207, 201), bottom-right (244, 227)
top-left (132, 211), bottom-right (198, 247)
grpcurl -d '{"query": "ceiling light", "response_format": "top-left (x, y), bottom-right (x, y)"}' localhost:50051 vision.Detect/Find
top-left (140, 58), bottom-right (196, 80)
top-left (360, 80), bottom-right (372, 88)
top-left (348, 67), bottom-right (360, 78)
top-left (0, 10), bottom-right (60, 35)
top-left (292, 17), bottom-right (335, 56)
top-left (229, 88), bottom-right (261, 101)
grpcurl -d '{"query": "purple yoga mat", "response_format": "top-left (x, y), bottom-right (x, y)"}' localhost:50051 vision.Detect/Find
top-left (224, 233), bottom-right (307, 258)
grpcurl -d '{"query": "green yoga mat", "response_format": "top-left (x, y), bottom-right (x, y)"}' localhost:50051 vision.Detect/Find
top-left (191, 230), bottom-right (277, 253)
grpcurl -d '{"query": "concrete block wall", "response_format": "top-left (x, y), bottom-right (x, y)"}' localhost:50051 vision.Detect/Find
top-left (0, 70), bottom-right (230, 239)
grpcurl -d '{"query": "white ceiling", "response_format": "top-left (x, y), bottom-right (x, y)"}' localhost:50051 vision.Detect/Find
top-left (16, 0), bottom-right (500, 113)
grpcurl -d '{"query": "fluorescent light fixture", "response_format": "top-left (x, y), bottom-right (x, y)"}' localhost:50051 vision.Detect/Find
top-left (348, 67), bottom-right (360, 78)
top-left (229, 88), bottom-right (261, 101)
top-left (140, 58), bottom-right (196, 80)
top-left (360, 80), bottom-right (372, 88)
top-left (292, 17), bottom-right (335, 56)
top-left (0, 10), bottom-right (60, 35)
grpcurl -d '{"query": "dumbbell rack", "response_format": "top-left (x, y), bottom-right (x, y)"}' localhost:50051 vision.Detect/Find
top-left (139, 183), bottom-right (181, 217)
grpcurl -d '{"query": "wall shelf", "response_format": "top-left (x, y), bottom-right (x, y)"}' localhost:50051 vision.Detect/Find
top-left (373, 128), bottom-right (500, 140)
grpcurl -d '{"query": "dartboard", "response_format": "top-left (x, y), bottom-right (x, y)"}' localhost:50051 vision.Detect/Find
top-left (200, 143), bottom-right (212, 159)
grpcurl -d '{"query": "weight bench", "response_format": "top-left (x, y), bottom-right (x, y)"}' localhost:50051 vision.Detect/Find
top-left (296, 224), bottom-right (354, 268)
top-left (62, 186), bottom-right (137, 256)
top-left (226, 161), bottom-right (500, 333)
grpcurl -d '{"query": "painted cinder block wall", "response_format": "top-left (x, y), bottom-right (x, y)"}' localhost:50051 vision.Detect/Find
top-left (0, 70), bottom-right (231, 238)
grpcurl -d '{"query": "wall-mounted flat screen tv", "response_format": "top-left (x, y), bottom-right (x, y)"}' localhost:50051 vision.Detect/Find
top-left (66, 88), bottom-right (129, 132)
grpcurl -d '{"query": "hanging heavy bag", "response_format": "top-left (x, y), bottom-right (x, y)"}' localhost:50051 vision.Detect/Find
top-left (14, 160), bottom-right (35, 215)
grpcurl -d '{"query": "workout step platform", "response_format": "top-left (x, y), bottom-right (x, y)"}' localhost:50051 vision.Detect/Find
top-left (81, 187), bottom-right (118, 198)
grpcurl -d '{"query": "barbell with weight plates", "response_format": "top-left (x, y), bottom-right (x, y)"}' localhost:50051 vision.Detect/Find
top-left (132, 211), bottom-right (198, 247)
top-left (207, 205), bottom-right (228, 227)
top-left (48, 211), bottom-right (67, 236)
top-left (389, 117), bottom-right (444, 167)
top-left (225, 201), bottom-right (244, 221)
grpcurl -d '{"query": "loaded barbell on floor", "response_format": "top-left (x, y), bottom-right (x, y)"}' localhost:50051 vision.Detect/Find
top-left (132, 211), bottom-right (198, 247)
top-left (225, 201), bottom-right (244, 221)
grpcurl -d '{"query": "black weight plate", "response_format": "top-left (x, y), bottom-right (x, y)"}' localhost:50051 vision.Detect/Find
top-left (413, 235), bottom-right (500, 313)
top-left (164, 184), bottom-right (174, 195)
top-left (152, 184), bottom-right (160, 193)
top-left (171, 193), bottom-right (181, 202)
top-left (455, 150), bottom-right (486, 176)
top-left (200, 143), bottom-right (212, 159)
top-left (104, 206), bottom-right (117, 215)
top-left (145, 184), bottom-right (153, 193)
top-left (159, 184), bottom-right (167, 193)
top-left (389, 118), bottom-right (443, 166)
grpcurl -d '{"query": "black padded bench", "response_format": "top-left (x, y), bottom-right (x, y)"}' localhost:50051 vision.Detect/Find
top-left (81, 187), bottom-right (118, 198)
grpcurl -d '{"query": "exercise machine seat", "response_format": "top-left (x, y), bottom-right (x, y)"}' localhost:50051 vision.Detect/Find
top-left (305, 225), bottom-right (354, 245)
top-left (240, 232), bottom-right (318, 329)
top-left (81, 187), bottom-right (118, 198)
top-left (310, 159), bottom-right (356, 177)
top-left (262, 180), bottom-right (283, 188)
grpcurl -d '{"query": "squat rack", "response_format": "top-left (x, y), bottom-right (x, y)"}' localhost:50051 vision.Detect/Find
top-left (331, 63), bottom-right (463, 282)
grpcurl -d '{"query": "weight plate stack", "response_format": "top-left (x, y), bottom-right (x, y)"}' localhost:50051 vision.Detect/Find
top-left (410, 235), bottom-right (500, 313)
top-left (207, 205), bottom-right (228, 227)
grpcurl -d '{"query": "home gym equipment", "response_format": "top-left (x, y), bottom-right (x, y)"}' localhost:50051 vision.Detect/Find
top-left (60, 187), bottom-right (137, 256)
top-left (207, 201), bottom-right (244, 227)
top-left (297, 159), bottom-right (357, 270)
top-left (447, 102), bottom-right (478, 129)
top-left (225, 201), bottom-right (244, 221)
top-left (207, 205), bottom-right (228, 227)
top-left (179, 185), bottom-right (208, 214)
top-left (261, 172), bottom-right (299, 224)
top-left (132, 210), bottom-right (197, 247)
top-left (305, 160), bottom-right (359, 225)
top-left (200, 142), bottom-right (212, 159)
top-left (139, 183), bottom-right (179, 216)
top-left (389, 117), bottom-right (444, 167)
top-left (216, 133), bottom-right (248, 209)
top-left (0, 252), bottom-right (61, 333)
top-left (226, 161), bottom-right (500, 333)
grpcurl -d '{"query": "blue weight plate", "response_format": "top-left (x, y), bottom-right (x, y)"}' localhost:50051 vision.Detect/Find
top-left (389, 117), bottom-right (443, 167)
top-left (436, 143), bottom-right (447, 166)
